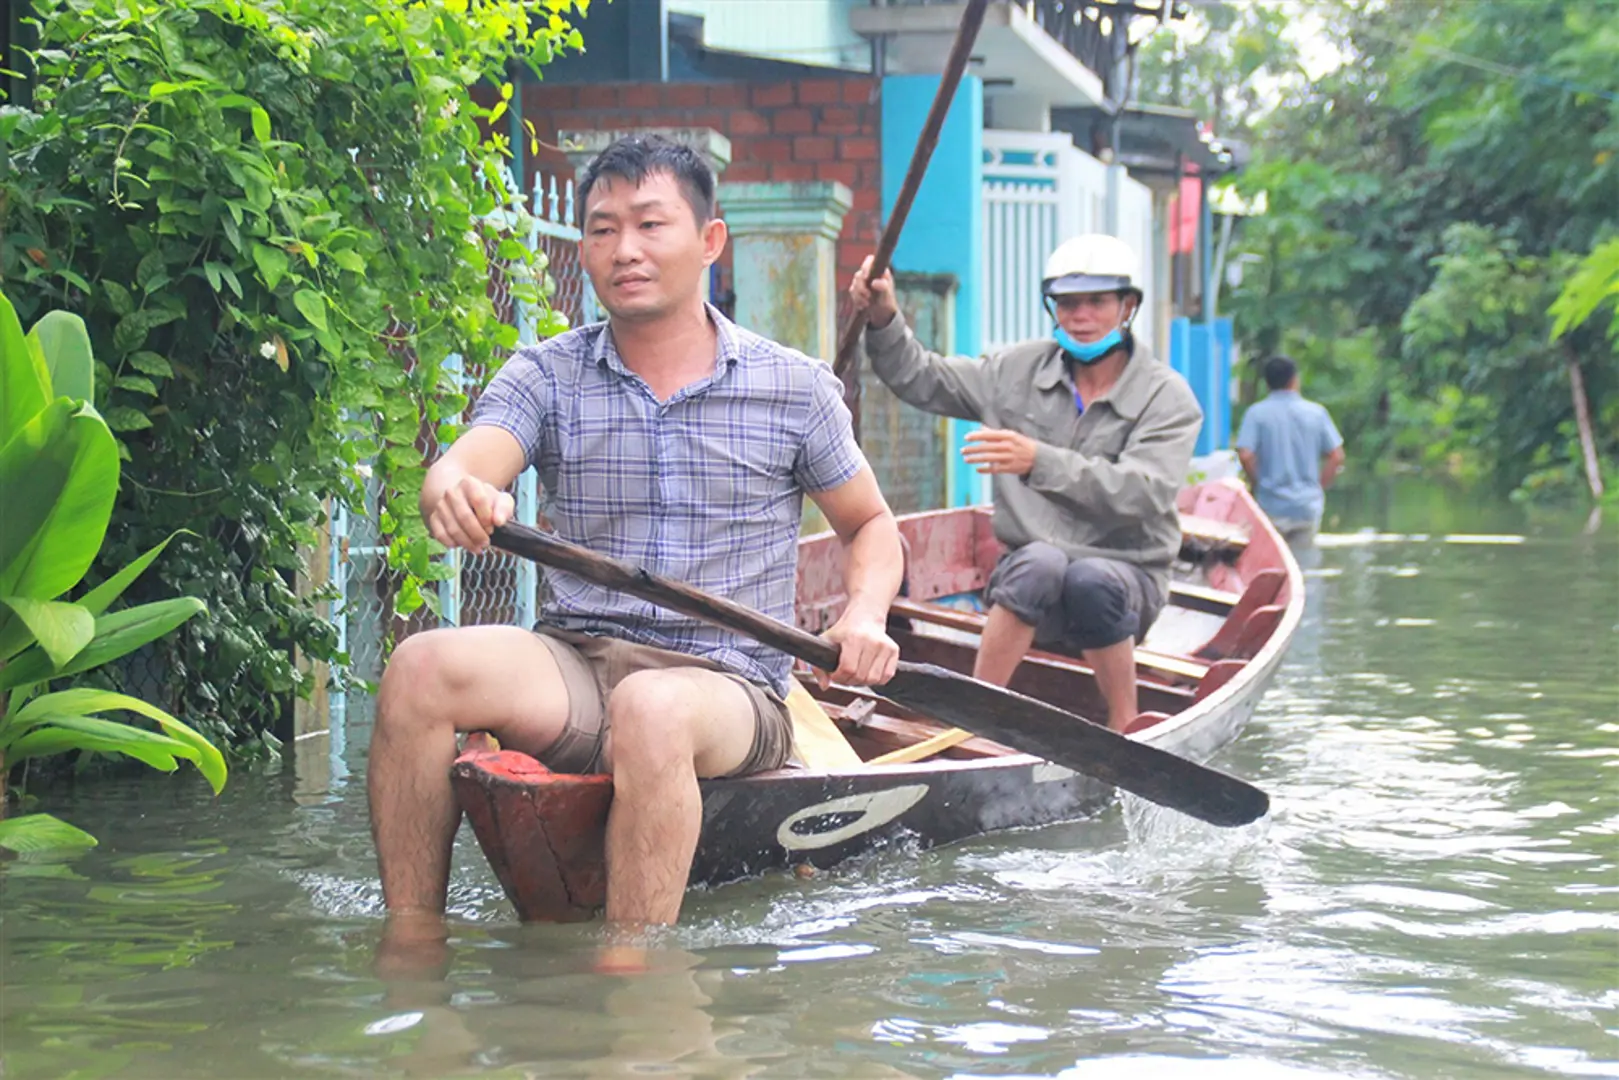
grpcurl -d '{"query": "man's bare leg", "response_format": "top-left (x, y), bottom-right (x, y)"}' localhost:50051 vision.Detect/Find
top-left (598, 669), bottom-right (757, 931)
top-left (1082, 637), bottom-right (1139, 732)
top-left (368, 626), bottom-right (573, 916)
top-left (972, 605), bottom-right (1039, 686)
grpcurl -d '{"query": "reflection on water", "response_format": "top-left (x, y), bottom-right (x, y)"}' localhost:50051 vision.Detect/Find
top-left (2, 485), bottom-right (1616, 1078)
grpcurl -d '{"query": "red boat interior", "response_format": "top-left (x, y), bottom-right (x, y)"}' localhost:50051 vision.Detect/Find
top-left (785, 481), bottom-right (1294, 769)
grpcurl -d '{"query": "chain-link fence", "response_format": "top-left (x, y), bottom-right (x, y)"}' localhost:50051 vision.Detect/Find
top-left (328, 173), bottom-right (594, 732)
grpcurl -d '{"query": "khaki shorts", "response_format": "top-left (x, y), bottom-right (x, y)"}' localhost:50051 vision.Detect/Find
top-left (532, 627), bottom-right (793, 778)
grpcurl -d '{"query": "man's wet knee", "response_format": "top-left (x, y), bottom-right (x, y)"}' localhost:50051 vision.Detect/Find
top-left (376, 631), bottom-right (469, 728)
top-left (607, 671), bottom-right (699, 769)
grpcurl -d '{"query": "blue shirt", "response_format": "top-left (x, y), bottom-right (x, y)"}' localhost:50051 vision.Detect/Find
top-left (470, 305), bottom-right (867, 694)
top-left (1235, 390), bottom-right (1343, 523)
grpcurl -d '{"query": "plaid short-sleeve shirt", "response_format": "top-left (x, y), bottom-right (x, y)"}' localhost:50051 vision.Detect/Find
top-left (470, 305), bottom-right (866, 695)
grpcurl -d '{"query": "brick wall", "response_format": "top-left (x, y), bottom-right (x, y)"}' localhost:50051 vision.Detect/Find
top-left (517, 77), bottom-right (881, 302)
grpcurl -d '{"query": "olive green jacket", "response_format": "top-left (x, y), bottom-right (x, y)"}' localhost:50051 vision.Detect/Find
top-left (864, 313), bottom-right (1202, 593)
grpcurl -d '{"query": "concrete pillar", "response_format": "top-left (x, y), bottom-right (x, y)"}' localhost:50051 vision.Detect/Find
top-left (559, 127), bottom-right (732, 302)
top-left (718, 180), bottom-right (852, 360)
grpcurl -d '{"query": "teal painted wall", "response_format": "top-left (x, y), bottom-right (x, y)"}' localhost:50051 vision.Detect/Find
top-left (881, 74), bottom-right (983, 507)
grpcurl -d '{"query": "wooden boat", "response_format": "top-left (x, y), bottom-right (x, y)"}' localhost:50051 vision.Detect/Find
top-left (451, 479), bottom-right (1302, 922)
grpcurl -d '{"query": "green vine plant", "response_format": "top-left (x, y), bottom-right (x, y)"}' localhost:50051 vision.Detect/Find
top-left (1, 0), bottom-right (581, 745)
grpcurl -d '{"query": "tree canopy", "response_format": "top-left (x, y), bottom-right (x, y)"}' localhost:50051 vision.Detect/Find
top-left (1140, 0), bottom-right (1619, 502)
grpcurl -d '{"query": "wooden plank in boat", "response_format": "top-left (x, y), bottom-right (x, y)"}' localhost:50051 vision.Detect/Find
top-left (1170, 581), bottom-right (1240, 615)
top-left (784, 679), bottom-right (864, 770)
top-left (890, 597), bottom-right (1209, 684)
top-left (1179, 511), bottom-right (1250, 553)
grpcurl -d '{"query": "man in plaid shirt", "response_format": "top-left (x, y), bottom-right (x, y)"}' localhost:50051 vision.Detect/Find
top-left (369, 136), bottom-right (903, 956)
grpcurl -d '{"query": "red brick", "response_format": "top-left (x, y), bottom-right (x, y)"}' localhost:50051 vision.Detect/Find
top-left (799, 80), bottom-right (843, 105)
top-left (746, 136), bottom-right (793, 163)
top-left (772, 162), bottom-right (818, 182)
top-left (819, 105), bottom-right (859, 128)
top-left (793, 135), bottom-right (837, 161)
top-left (687, 110), bottom-right (726, 130)
top-left (575, 84), bottom-right (620, 109)
top-left (622, 84), bottom-right (664, 109)
top-left (529, 84), bottom-right (574, 110)
top-left (858, 163), bottom-right (882, 189)
top-left (843, 79), bottom-right (876, 104)
top-left (817, 162), bottom-right (860, 187)
top-left (851, 187), bottom-right (881, 212)
top-left (722, 162), bottom-right (769, 184)
top-left (774, 107), bottom-right (814, 135)
top-left (751, 83), bottom-right (795, 108)
top-left (709, 83), bottom-right (749, 108)
top-left (667, 83), bottom-right (709, 108)
top-left (841, 136), bottom-right (878, 162)
top-left (727, 110), bottom-right (770, 136)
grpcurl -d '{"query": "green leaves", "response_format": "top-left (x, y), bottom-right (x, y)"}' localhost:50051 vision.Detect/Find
top-left (252, 244), bottom-right (290, 291)
top-left (0, 597), bottom-right (208, 695)
top-left (0, 290), bottom-right (222, 844)
top-left (0, 814), bottom-right (99, 854)
top-left (1550, 238), bottom-right (1619, 342)
top-left (4, 0), bottom-right (582, 748)
top-left (0, 291), bottom-right (50, 441)
top-left (28, 310), bottom-right (94, 403)
top-left (0, 597), bottom-right (94, 668)
top-left (0, 398), bottom-right (119, 603)
top-left (11, 688), bottom-right (228, 794)
top-left (292, 289), bottom-right (327, 332)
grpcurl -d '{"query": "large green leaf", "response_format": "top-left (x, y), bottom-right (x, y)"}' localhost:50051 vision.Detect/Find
top-left (4, 717), bottom-right (191, 773)
top-left (27, 310), bottom-right (95, 403)
top-left (0, 399), bottom-right (119, 602)
top-left (77, 531), bottom-right (190, 617)
top-left (0, 293), bottom-right (51, 441)
top-left (0, 597), bottom-right (94, 667)
top-left (0, 597), bottom-right (207, 692)
top-left (0, 813), bottom-right (99, 854)
top-left (13, 688), bottom-right (227, 794)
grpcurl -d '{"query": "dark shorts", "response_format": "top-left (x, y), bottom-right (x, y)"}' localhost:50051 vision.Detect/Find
top-left (532, 627), bottom-right (793, 778)
top-left (984, 543), bottom-right (1165, 651)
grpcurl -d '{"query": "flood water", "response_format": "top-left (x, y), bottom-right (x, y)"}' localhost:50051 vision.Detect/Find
top-left (2, 485), bottom-right (1616, 1079)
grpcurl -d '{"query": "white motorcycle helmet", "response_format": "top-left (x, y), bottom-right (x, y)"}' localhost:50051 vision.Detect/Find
top-left (1041, 233), bottom-right (1144, 306)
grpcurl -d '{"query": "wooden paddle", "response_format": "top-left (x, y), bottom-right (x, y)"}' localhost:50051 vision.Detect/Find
top-left (489, 522), bottom-right (1269, 828)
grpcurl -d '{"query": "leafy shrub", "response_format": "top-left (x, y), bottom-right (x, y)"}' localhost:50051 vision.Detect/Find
top-left (1, 0), bottom-right (578, 742)
top-left (1, 291), bottom-right (225, 853)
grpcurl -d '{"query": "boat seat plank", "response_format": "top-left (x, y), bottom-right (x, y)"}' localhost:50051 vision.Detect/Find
top-left (889, 597), bottom-right (1210, 684)
top-left (1178, 512), bottom-right (1250, 559)
top-left (1193, 569), bottom-right (1286, 660)
top-left (1170, 581), bottom-right (1241, 615)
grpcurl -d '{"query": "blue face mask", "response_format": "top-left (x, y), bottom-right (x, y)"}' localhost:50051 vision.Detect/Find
top-left (1055, 325), bottom-right (1125, 365)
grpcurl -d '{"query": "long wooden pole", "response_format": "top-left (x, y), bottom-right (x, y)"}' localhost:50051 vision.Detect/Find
top-left (491, 522), bottom-right (1269, 828)
top-left (833, 0), bottom-right (992, 386)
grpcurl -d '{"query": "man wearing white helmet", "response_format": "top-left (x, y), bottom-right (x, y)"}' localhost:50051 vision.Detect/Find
top-left (849, 234), bottom-right (1202, 732)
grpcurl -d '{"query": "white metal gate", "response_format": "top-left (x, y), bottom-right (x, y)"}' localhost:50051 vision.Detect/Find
top-left (981, 129), bottom-right (1155, 355)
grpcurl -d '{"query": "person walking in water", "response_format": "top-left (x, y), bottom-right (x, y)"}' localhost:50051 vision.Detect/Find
top-left (1236, 355), bottom-right (1345, 545)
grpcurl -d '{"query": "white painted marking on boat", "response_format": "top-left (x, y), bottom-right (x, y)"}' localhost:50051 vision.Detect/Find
top-left (365, 1012), bottom-right (424, 1036)
top-left (1031, 763), bottom-right (1075, 783)
top-left (776, 785), bottom-right (929, 851)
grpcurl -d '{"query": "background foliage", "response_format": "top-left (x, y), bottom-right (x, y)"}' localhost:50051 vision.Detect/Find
top-left (1, 0), bottom-right (579, 746)
top-left (1139, 0), bottom-right (1619, 502)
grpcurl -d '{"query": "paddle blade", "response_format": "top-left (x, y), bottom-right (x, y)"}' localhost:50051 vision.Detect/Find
top-left (880, 664), bottom-right (1269, 828)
